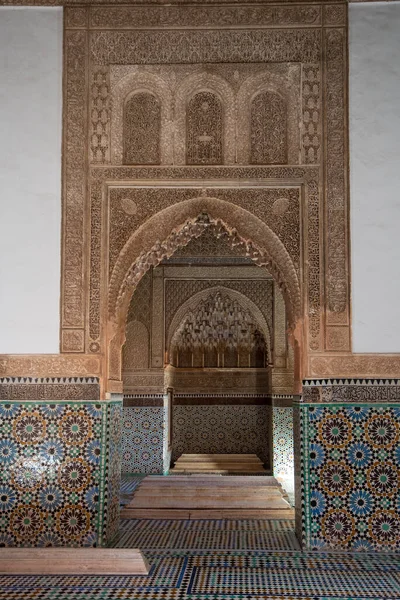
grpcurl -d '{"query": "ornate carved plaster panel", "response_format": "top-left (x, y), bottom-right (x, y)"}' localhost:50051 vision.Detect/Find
top-left (90, 30), bottom-right (322, 65)
top-left (108, 64), bottom-right (301, 167)
top-left (0, 0), bottom-right (350, 9)
top-left (89, 5), bottom-right (324, 28)
top-left (88, 167), bottom-right (319, 382)
top-left (54, 3), bottom-right (352, 391)
top-left (108, 186), bottom-right (300, 276)
top-left (309, 355), bottom-right (400, 379)
top-left (0, 356), bottom-right (101, 378)
top-left (170, 368), bottom-right (271, 394)
top-left (165, 227), bottom-right (255, 260)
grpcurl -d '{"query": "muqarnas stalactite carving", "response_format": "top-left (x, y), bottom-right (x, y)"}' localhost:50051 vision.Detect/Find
top-left (171, 291), bottom-right (267, 368)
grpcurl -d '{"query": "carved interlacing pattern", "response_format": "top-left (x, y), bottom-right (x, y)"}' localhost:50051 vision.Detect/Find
top-left (57, 7), bottom-right (351, 384)
top-left (301, 64), bottom-right (321, 164)
top-left (90, 67), bottom-right (110, 164)
top-left (123, 320), bottom-right (149, 370)
top-left (325, 28), bottom-right (348, 331)
top-left (126, 270), bottom-right (152, 328)
top-left (170, 227), bottom-right (251, 259)
top-left (307, 179), bottom-right (322, 351)
top-left (186, 92), bottom-right (223, 165)
top-left (251, 91), bottom-right (287, 165)
top-left (89, 6), bottom-right (322, 29)
top-left (113, 214), bottom-right (301, 327)
top-left (107, 186), bottom-right (300, 278)
top-left (88, 180), bottom-right (102, 350)
top-left (124, 92), bottom-right (161, 165)
top-left (62, 30), bottom-right (87, 351)
top-left (90, 30), bottom-right (321, 66)
top-left (274, 286), bottom-right (287, 367)
top-left (109, 64), bottom-right (300, 167)
top-left (0, 357), bottom-right (101, 377)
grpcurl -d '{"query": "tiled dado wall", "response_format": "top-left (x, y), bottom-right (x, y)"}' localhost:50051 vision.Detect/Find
top-left (0, 378), bottom-right (122, 547)
top-left (121, 403), bottom-right (167, 474)
top-left (297, 380), bottom-right (400, 552)
top-left (273, 406), bottom-right (294, 495)
top-left (172, 400), bottom-right (271, 468)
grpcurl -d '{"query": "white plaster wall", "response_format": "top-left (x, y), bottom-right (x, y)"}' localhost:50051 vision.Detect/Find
top-left (0, 8), bottom-right (63, 353)
top-left (349, 2), bottom-right (400, 352)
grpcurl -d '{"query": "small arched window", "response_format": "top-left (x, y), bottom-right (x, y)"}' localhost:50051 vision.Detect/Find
top-left (124, 92), bottom-right (161, 165)
top-left (250, 91), bottom-right (287, 164)
top-left (186, 92), bottom-right (223, 164)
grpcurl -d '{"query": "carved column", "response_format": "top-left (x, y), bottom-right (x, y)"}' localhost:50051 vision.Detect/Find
top-left (151, 267), bottom-right (164, 369)
top-left (274, 284), bottom-right (286, 368)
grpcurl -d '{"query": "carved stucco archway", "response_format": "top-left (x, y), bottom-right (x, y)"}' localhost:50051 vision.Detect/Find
top-left (166, 286), bottom-right (273, 365)
top-left (107, 196), bottom-right (303, 392)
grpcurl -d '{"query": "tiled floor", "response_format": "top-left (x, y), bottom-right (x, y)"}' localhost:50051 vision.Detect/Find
top-left (114, 518), bottom-right (300, 551)
top-left (1, 476), bottom-right (399, 599)
top-left (1, 549), bottom-right (400, 599)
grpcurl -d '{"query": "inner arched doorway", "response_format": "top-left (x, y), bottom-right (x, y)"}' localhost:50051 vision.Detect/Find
top-left (108, 198), bottom-right (303, 511)
top-left (107, 197), bottom-right (304, 391)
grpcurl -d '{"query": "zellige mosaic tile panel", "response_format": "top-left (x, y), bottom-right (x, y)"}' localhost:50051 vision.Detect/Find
top-left (0, 401), bottom-right (104, 547)
top-left (302, 403), bottom-right (400, 551)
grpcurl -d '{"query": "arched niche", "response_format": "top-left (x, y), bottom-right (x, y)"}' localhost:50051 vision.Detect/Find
top-left (106, 198), bottom-right (303, 392)
top-left (250, 90), bottom-right (287, 165)
top-left (110, 72), bottom-right (173, 165)
top-left (123, 91), bottom-right (161, 165)
top-left (236, 70), bottom-right (300, 165)
top-left (186, 91), bottom-right (223, 165)
top-left (174, 73), bottom-right (235, 165)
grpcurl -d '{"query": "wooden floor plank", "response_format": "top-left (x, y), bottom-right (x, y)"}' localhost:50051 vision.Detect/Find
top-left (0, 549), bottom-right (149, 575)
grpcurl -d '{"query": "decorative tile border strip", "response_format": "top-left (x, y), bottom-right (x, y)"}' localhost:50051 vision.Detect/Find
top-left (0, 377), bottom-right (100, 401)
top-left (302, 379), bottom-right (400, 403)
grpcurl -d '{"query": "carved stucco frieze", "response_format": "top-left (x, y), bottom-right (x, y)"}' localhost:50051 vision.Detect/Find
top-left (151, 268), bottom-right (164, 368)
top-left (274, 285), bottom-right (287, 367)
top-left (90, 30), bottom-right (322, 66)
top-left (301, 64), bottom-right (321, 164)
top-left (1, 0), bottom-right (346, 7)
top-left (0, 356), bottom-right (101, 378)
top-left (90, 67), bottom-right (110, 164)
top-left (309, 356), bottom-right (400, 379)
top-left (89, 5), bottom-right (322, 29)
